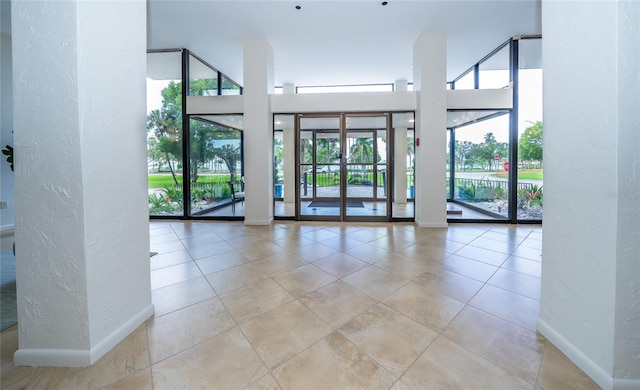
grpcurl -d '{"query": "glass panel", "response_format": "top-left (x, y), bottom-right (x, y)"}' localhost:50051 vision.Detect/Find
top-left (452, 112), bottom-right (510, 220)
top-left (300, 166), bottom-right (341, 217)
top-left (479, 44), bottom-right (510, 89)
top-left (147, 51), bottom-right (183, 217)
top-left (376, 129), bottom-right (387, 200)
top-left (189, 54), bottom-right (218, 96)
top-left (299, 130), bottom-right (313, 164)
top-left (189, 117), bottom-right (243, 217)
top-left (453, 70), bottom-right (475, 90)
top-left (274, 130), bottom-right (284, 199)
top-left (315, 132), bottom-right (341, 164)
top-left (346, 164), bottom-right (374, 198)
top-left (517, 38), bottom-right (543, 221)
top-left (274, 115), bottom-right (293, 218)
top-left (345, 115), bottom-right (388, 218)
top-left (314, 131), bottom-right (340, 198)
top-left (221, 75), bottom-right (241, 95)
top-left (345, 131), bottom-right (374, 164)
top-left (446, 130), bottom-right (451, 200)
top-left (391, 113), bottom-right (414, 219)
top-left (298, 117), bottom-right (341, 219)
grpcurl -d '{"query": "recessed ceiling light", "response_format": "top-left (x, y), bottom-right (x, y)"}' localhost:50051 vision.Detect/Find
top-left (295, 5), bottom-right (301, 10)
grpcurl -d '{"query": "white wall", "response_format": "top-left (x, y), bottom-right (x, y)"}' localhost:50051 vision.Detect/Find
top-left (12, 0), bottom-right (152, 367)
top-left (271, 91), bottom-right (416, 113)
top-left (613, 1), bottom-right (640, 385)
top-left (539, 1), bottom-right (640, 388)
top-left (1, 32), bottom-right (14, 230)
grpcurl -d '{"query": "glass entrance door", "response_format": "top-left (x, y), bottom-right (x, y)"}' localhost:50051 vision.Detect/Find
top-left (296, 114), bottom-right (390, 221)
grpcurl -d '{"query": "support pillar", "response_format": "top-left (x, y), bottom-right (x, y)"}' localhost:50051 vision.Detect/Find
top-left (243, 37), bottom-right (274, 225)
top-left (394, 79), bottom-right (408, 204)
top-left (412, 32), bottom-right (448, 227)
top-left (12, 0), bottom-right (152, 367)
top-left (282, 83), bottom-right (296, 204)
top-left (539, 1), bottom-right (640, 388)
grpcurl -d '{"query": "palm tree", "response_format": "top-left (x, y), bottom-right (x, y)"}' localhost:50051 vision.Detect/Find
top-left (349, 137), bottom-right (375, 163)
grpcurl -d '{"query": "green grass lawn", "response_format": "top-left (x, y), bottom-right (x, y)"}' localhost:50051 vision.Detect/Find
top-left (492, 170), bottom-right (544, 180)
top-left (148, 174), bottom-right (232, 188)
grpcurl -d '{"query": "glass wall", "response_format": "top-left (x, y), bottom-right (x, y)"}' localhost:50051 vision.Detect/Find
top-left (517, 38), bottom-right (543, 220)
top-left (450, 111), bottom-right (510, 220)
top-left (221, 76), bottom-right (242, 95)
top-left (146, 49), bottom-right (243, 218)
top-left (479, 43), bottom-right (510, 89)
top-left (391, 112), bottom-right (415, 219)
top-left (189, 116), bottom-right (244, 217)
top-left (273, 114), bottom-right (295, 218)
top-left (189, 53), bottom-right (218, 96)
top-left (447, 36), bottom-right (542, 223)
top-left (147, 50), bottom-right (184, 217)
top-left (452, 70), bottom-right (475, 90)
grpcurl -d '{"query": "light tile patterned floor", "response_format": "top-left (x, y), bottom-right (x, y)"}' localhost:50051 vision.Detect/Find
top-left (0, 221), bottom-right (600, 389)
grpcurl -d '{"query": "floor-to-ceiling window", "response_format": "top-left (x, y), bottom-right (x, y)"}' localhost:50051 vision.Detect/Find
top-left (516, 37), bottom-right (543, 221)
top-left (147, 50), bottom-right (184, 217)
top-left (447, 36), bottom-right (542, 223)
top-left (146, 49), bottom-right (243, 219)
top-left (273, 114), bottom-right (295, 218)
top-left (391, 112), bottom-right (415, 220)
top-left (189, 115), bottom-right (244, 218)
top-left (448, 111), bottom-right (511, 220)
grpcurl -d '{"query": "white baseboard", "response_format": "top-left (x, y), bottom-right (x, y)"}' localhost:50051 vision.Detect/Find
top-left (415, 219), bottom-right (448, 228)
top-left (614, 378), bottom-right (640, 390)
top-left (537, 318), bottom-right (640, 390)
top-left (14, 304), bottom-right (154, 367)
top-left (244, 218), bottom-right (273, 226)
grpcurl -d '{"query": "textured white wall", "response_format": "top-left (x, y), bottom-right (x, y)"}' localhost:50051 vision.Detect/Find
top-left (613, 1), bottom-right (640, 384)
top-left (539, 1), bottom-right (640, 388)
top-left (75, 0), bottom-right (151, 352)
top-left (13, 0), bottom-right (91, 354)
top-left (12, 0), bottom-right (151, 367)
top-left (1, 32), bottom-right (14, 230)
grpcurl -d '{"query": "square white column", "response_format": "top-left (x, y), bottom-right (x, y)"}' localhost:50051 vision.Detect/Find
top-left (539, 1), bottom-right (640, 388)
top-left (243, 38), bottom-right (275, 225)
top-left (12, 0), bottom-right (152, 367)
top-left (413, 32), bottom-right (448, 227)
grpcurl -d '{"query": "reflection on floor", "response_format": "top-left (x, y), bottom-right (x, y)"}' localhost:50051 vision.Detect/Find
top-left (0, 221), bottom-right (599, 389)
top-left (275, 201), bottom-right (415, 219)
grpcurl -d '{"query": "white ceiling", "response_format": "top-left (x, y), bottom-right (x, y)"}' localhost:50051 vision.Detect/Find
top-left (147, 0), bottom-right (541, 87)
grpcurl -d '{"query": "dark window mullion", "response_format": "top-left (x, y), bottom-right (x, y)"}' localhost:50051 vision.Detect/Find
top-left (181, 49), bottom-right (191, 219)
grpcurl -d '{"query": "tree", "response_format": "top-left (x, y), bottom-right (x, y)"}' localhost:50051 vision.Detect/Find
top-left (455, 140), bottom-right (474, 171)
top-left (348, 137), bottom-right (377, 163)
top-left (316, 137), bottom-right (340, 166)
top-left (475, 132), bottom-right (508, 171)
top-left (147, 108), bottom-right (181, 184)
top-left (189, 120), bottom-right (217, 182)
top-left (519, 121), bottom-right (543, 167)
top-left (213, 143), bottom-right (242, 183)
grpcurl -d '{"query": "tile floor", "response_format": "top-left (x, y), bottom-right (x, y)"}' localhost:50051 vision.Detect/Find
top-left (0, 221), bottom-right (600, 389)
